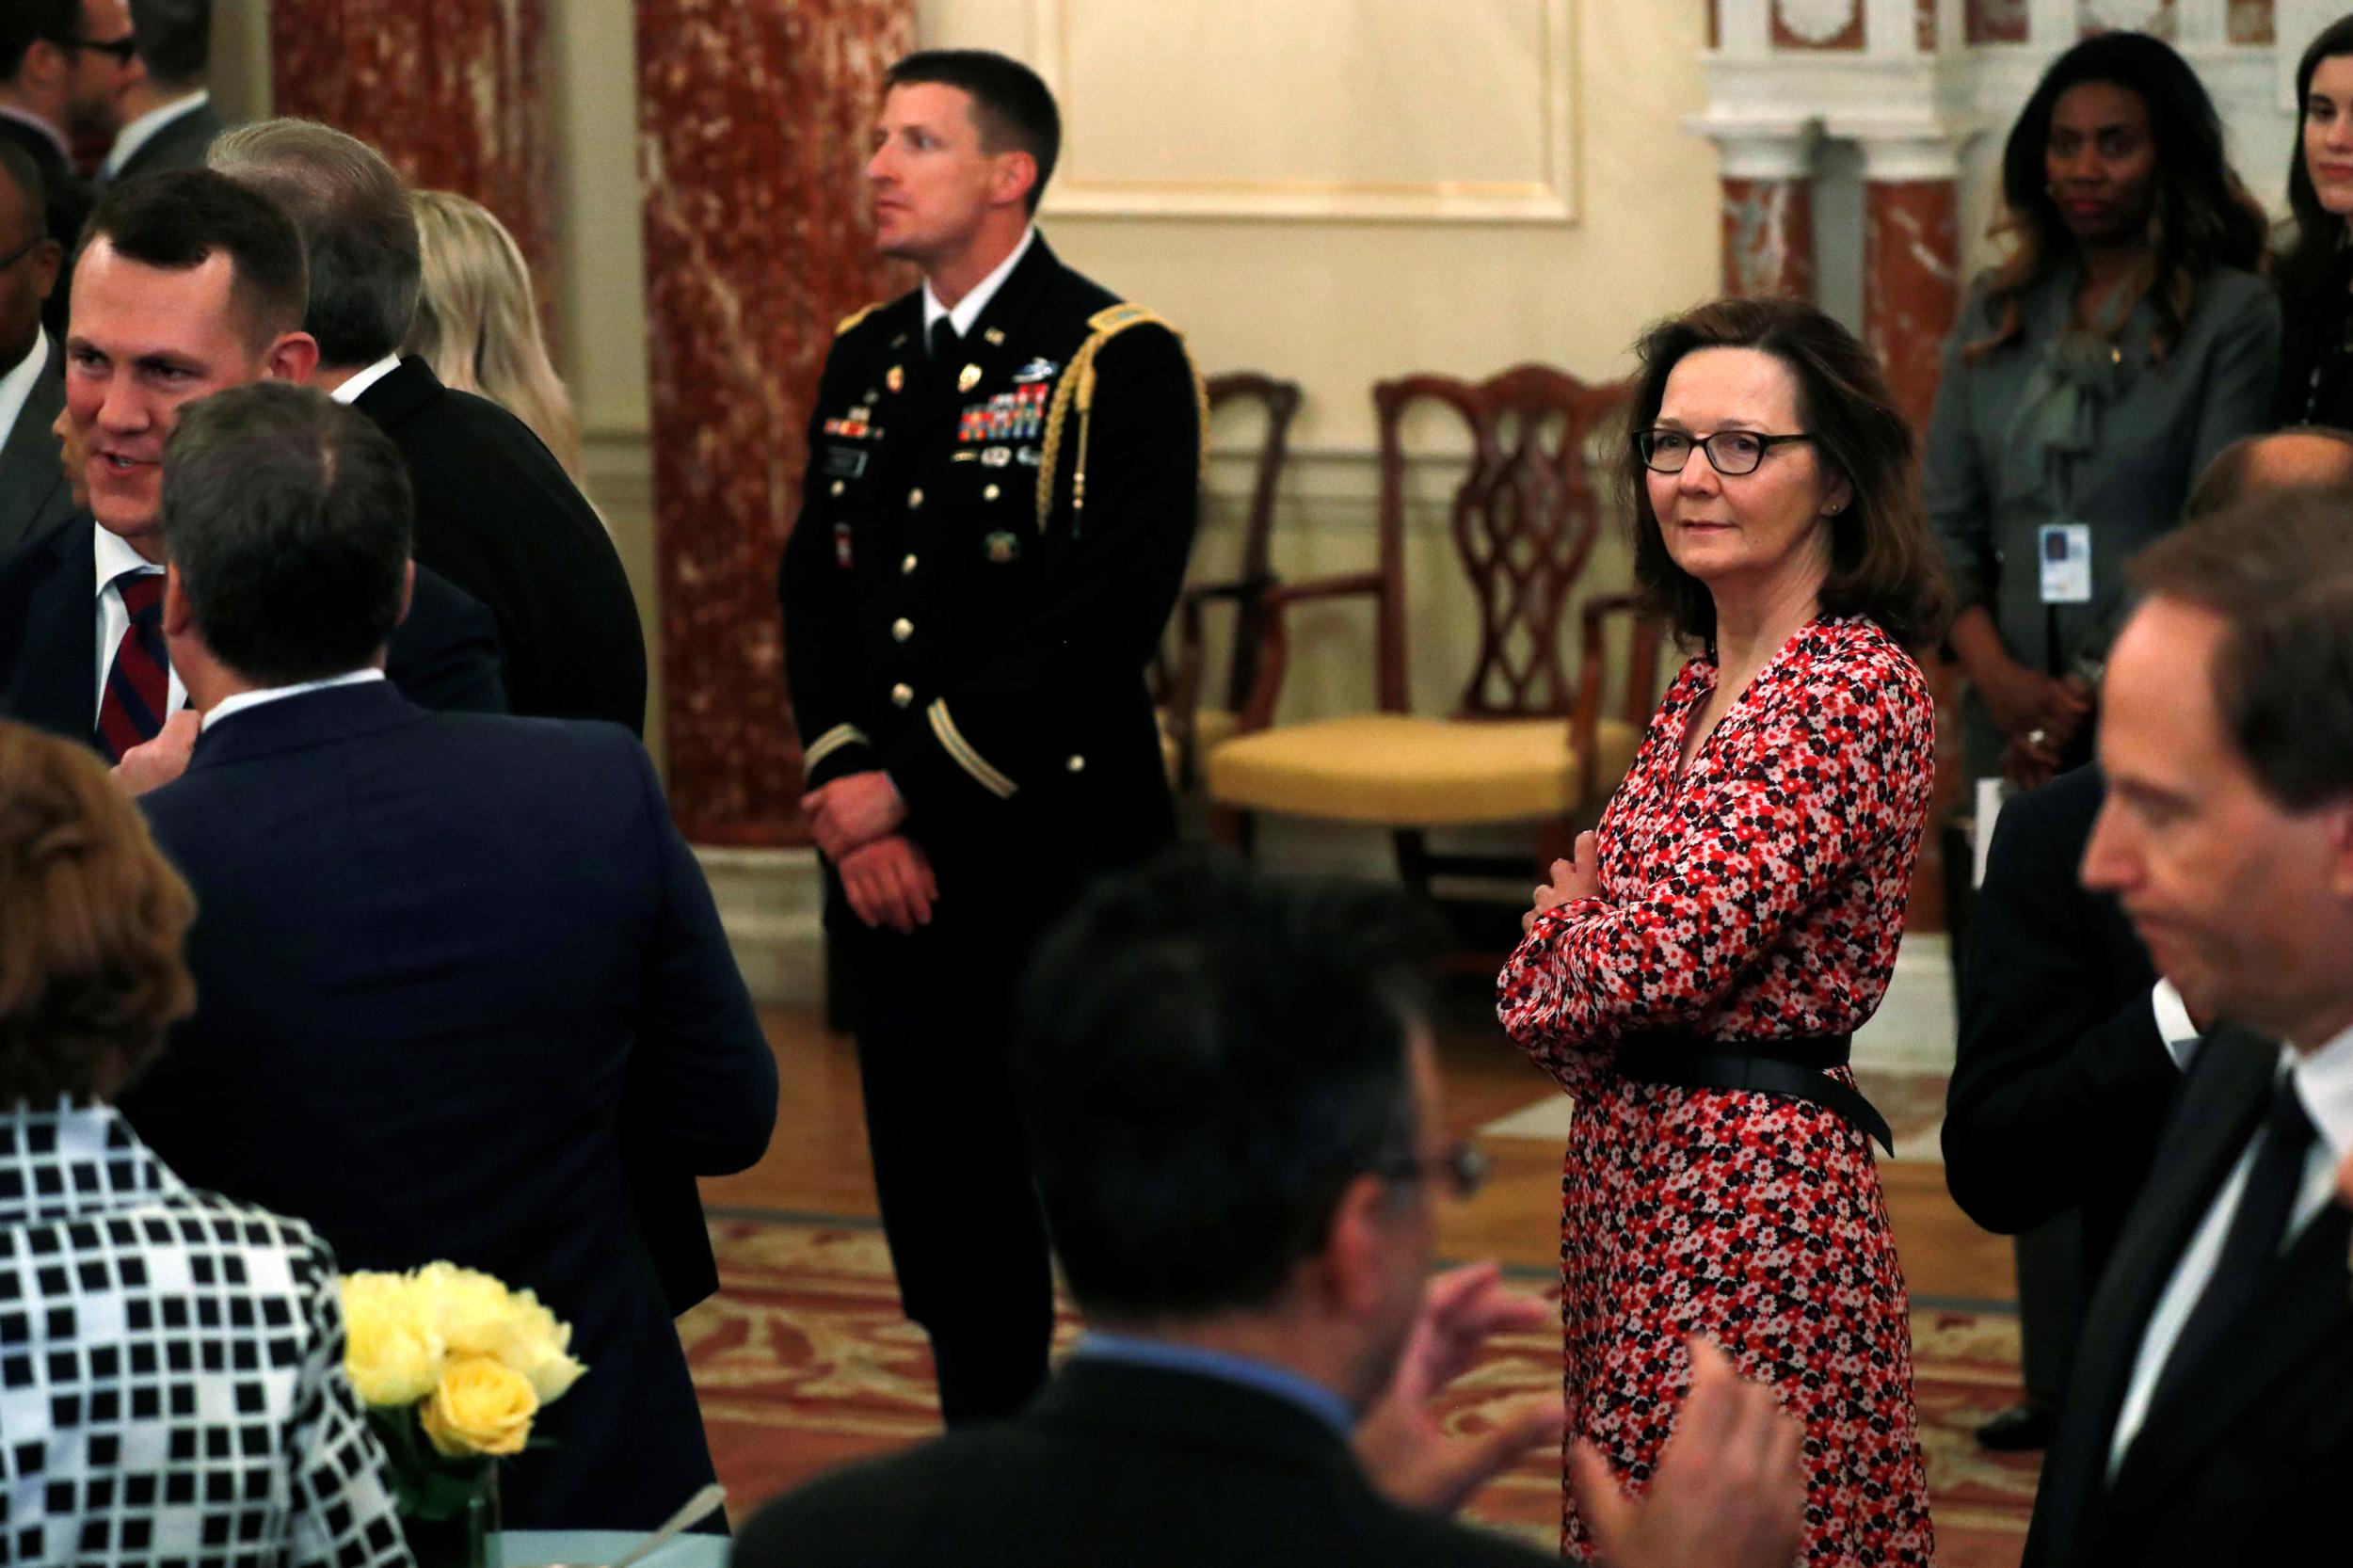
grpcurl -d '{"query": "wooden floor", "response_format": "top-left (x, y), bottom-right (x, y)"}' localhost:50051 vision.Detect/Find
top-left (704, 994), bottom-right (2016, 1309)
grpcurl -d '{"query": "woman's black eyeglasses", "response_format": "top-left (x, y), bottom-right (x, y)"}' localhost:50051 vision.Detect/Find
top-left (1635, 428), bottom-right (1814, 476)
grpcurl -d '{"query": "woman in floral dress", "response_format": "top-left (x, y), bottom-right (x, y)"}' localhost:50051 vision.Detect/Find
top-left (1499, 297), bottom-right (1947, 1566)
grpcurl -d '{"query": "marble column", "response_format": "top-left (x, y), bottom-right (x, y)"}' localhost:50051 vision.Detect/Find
top-left (1860, 138), bottom-right (1961, 430)
top-left (633, 0), bottom-right (914, 847)
top-left (267, 0), bottom-right (552, 281)
top-left (1713, 133), bottom-right (1818, 301)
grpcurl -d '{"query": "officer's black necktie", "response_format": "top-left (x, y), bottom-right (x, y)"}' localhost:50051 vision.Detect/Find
top-left (928, 316), bottom-right (959, 368)
top-left (2148, 1073), bottom-right (2317, 1414)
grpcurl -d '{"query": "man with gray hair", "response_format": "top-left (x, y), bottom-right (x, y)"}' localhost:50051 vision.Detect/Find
top-left (207, 118), bottom-right (648, 736)
top-left (100, 0), bottom-right (226, 184)
top-left (118, 378), bottom-right (776, 1534)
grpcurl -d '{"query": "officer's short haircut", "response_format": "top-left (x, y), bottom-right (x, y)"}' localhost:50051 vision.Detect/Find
top-left (0, 137), bottom-right (45, 220)
top-left (885, 49), bottom-right (1060, 214)
top-left (207, 119), bottom-right (422, 367)
top-left (0, 0), bottom-right (78, 83)
top-left (130, 0), bottom-right (211, 88)
top-left (84, 170), bottom-right (309, 352)
top-left (2182, 426), bottom-right (2353, 523)
top-left (1015, 853), bottom-right (1437, 1320)
top-left (159, 381), bottom-right (414, 686)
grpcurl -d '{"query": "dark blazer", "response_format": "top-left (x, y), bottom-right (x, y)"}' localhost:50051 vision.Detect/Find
top-left (2022, 1024), bottom-right (2353, 1567)
top-left (119, 681), bottom-right (777, 1533)
top-left (0, 333), bottom-right (70, 553)
top-left (352, 357), bottom-right (647, 733)
top-left (733, 1357), bottom-right (1553, 1568)
top-left (101, 96), bottom-right (227, 184)
top-left (0, 113), bottom-right (87, 339)
top-left (1944, 765), bottom-right (2176, 1271)
top-left (0, 512), bottom-right (506, 743)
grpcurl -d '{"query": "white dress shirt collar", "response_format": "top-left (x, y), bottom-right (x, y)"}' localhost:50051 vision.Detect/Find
top-left (202, 668), bottom-right (386, 732)
top-left (2287, 1017), bottom-right (2353, 1167)
top-left (0, 330), bottom-right (50, 450)
top-left (0, 104), bottom-right (68, 163)
top-left (328, 353), bottom-right (404, 406)
top-left (99, 89), bottom-right (210, 180)
top-left (91, 519), bottom-right (159, 594)
top-left (922, 225), bottom-right (1036, 343)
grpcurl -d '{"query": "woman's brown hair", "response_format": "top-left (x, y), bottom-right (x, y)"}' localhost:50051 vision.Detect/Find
top-left (0, 721), bottom-right (197, 1104)
top-left (1619, 296), bottom-right (1948, 649)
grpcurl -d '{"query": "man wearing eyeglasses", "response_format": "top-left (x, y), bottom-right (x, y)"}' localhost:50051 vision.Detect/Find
top-left (736, 855), bottom-right (1808, 1568)
top-left (0, 0), bottom-right (140, 336)
top-left (0, 138), bottom-right (68, 552)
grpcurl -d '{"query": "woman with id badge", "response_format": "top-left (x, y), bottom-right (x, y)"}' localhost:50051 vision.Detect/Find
top-left (1923, 31), bottom-right (2277, 793)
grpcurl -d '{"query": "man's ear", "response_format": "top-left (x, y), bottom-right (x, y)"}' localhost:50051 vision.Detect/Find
top-left (262, 330), bottom-right (321, 385)
top-left (395, 560), bottom-right (415, 631)
top-left (2324, 797), bottom-right (2353, 900)
top-left (991, 150), bottom-right (1039, 213)
top-left (161, 563), bottom-right (196, 638)
top-left (1320, 1173), bottom-right (1393, 1321)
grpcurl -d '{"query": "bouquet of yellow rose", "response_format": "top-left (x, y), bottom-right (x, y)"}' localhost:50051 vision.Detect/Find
top-left (342, 1262), bottom-right (586, 1563)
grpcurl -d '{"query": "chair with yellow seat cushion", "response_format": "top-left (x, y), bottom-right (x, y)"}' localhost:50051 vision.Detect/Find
top-left (1206, 365), bottom-right (1657, 900)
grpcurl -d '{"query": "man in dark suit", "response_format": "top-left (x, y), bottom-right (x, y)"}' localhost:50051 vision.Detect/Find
top-left (207, 118), bottom-right (648, 734)
top-left (96, 0), bottom-right (224, 186)
top-left (0, 170), bottom-right (503, 770)
top-left (0, 139), bottom-right (68, 551)
top-left (778, 48), bottom-right (1201, 1426)
top-left (0, 0), bottom-right (136, 336)
top-left (1945, 427), bottom-right (2353, 1452)
top-left (737, 856), bottom-right (1805, 1568)
top-left (116, 379), bottom-right (777, 1532)
top-left (2020, 489), bottom-right (2353, 1566)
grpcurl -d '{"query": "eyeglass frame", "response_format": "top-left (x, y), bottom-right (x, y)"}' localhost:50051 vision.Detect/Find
top-left (1375, 1139), bottom-right (1491, 1202)
top-left (1634, 427), bottom-right (1815, 477)
top-left (67, 34), bottom-right (139, 66)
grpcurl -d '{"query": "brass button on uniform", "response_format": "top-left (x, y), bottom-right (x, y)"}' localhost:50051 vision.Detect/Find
top-left (983, 483), bottom-right (1000, 502)
top-left (830, 480), bottom-right (845, 496)
top-left (901, 552), bottom-right (918, 575)
top-left (907, 487), bottom-right (925, 509)
top-left (891, 617), bottom-right (914, 642)
top-left (1065, 755), bottom-right (1086, 773)
top-left (890, 682), bottom-right (914, 709)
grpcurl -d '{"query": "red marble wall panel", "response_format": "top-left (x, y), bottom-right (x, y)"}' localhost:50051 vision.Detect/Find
top-left (1709, 0), bottom-right (1722, 50)
top-left (1864, 180), bottom-right (1960, 429)
top-left (1967, 0), bottom-right (2029, 43)
top-left (268, 0), bottom-right (552, 287)
top-left (2078, 1), bottom-right (2175, 42)
top-left (2229, 0), bottom-right (2276, 45)
top-left (1917, 0), bottom-right (1939, 51)
top-left (1773, 0), bottom-right (1865, 49)
top-left (1721, 177), bottom-right (1817, 301)
top-left (635, 0), bottom-right (915, 847)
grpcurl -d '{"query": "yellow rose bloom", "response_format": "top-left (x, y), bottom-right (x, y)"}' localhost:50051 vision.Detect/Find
top-left (412, 1261), bottom-right (519, 1359)
top-left (500, 1288), bottom-right (587, 1403)
top-left (420, 1354), bottom-right (539, 1457)
top-left (342, 1272), bottom-right (443, 1408)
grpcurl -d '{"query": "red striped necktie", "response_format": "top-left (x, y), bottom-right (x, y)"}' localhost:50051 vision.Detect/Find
top-left (95, 570), bottom-right (169, 761)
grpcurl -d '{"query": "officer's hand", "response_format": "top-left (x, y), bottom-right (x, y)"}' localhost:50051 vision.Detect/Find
top-left (802, 771), bottom-right (908, 861)
top-left (110, 711), bottom-right (201, 797)
top-left (1569, 1338), bottom-right (1804, 1568)
top-left (838, 834), bottom-right (936, 934)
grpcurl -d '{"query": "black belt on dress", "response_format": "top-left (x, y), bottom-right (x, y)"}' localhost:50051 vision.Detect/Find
top-left (1615, 1032), bottom-right (1894, 1157)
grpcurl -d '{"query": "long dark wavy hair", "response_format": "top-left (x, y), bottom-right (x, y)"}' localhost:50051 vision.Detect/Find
top-left (1970, 30), bottom-right (2268, 363)
top-left (1619, 297), bottom-right (1949, 652)
top-left (2276, 14), bottom-right (2353, 310)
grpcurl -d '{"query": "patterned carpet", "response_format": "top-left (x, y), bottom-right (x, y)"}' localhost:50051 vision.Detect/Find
top-left (685, 1218), bottom-right (2040, 1563)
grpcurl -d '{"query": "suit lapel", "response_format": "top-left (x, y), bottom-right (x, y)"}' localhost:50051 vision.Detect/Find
top-left (2030, 1027), bottom-right (2279, 1561)
top-left (10, 517), bottom-right (99, 738)
top-left (0, 338), bottom-right (65, 545)
top-left (349, 357), bottom-right (443, 432)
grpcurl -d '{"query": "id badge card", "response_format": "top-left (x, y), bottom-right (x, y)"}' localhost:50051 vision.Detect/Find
top-left (2038, 521), bottom-right (2092, 604)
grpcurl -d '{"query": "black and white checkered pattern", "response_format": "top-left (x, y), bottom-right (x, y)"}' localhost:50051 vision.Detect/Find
top-left (0, 1103), bottom-right (413, 1567)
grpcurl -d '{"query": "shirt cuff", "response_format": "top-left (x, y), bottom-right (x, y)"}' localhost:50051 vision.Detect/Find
top-left (2151, 979), bottom-right (2201, 1070)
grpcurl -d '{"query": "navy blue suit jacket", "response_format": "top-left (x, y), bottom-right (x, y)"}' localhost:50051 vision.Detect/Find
top-left (0, 513), bottom-right (506, 742)
top-left (120, 681), bottom-right (777, 1531)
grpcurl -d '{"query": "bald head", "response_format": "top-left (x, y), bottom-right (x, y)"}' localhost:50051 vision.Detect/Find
top-left (2185, 428), bottom-right (2353, 523)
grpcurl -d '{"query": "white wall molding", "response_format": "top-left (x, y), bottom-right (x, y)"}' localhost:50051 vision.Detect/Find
top-left (696, 846), bottom-right (828, 1006)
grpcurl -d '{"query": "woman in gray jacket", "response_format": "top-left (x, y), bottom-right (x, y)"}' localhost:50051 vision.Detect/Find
top-left (1925, 30), bottom-right (2278, 792)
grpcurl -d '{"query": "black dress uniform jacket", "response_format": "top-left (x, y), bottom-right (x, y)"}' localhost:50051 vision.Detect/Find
top-left (779, 234), bottom-right (1200, 891)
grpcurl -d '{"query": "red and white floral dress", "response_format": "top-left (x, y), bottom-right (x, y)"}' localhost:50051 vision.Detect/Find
top-left (1497, 615), bottom-right (1936, 1567)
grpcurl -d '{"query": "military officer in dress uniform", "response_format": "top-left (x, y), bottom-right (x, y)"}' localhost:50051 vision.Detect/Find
top-left (777, 48), bottom-right (1203, 1425)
